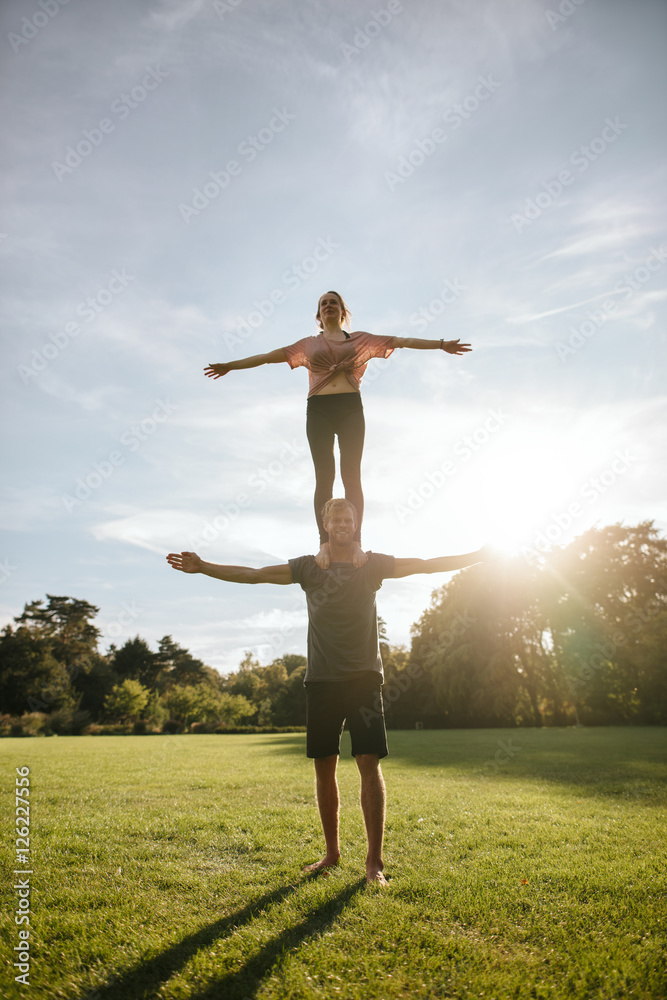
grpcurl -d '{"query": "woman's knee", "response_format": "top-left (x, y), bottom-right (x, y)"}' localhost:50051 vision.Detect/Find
top-left (340, 470), bottom-right (363, 496)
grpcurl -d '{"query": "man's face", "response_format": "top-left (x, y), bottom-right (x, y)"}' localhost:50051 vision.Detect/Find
top-left (324, 508), bottom-right (356, 545)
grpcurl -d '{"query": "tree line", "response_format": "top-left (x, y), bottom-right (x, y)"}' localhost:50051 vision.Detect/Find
top-left (1, 522), bottom-right (665, 735)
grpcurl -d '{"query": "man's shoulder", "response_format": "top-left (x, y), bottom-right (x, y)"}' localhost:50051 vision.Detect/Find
top-left (366, 552), bottom-right (395, 578)
top-left (288, 554), bottom-right (321, 581)
top-left (288, 553), bottom-right (395, 583)
top-left (289, 554), bottom-right (316, 571)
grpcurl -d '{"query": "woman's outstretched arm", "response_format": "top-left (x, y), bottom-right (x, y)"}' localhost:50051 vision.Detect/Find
top-left (391, 337), bottom-right (471, 354)
top-left (205, 347), bottom-right (288, 379)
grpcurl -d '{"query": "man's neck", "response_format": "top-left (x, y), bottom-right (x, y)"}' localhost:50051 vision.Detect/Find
top-left (327, 542), bottom-right (356, 563)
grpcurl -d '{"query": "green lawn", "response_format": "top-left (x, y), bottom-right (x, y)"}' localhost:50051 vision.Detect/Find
top-left (1, 727), bottom-right (666, 1000)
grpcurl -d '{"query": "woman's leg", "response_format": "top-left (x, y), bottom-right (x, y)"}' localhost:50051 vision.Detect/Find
top-left (337, 398), bottom-right (365, 543)
top-left (306, 400), bottom-right (336, 545)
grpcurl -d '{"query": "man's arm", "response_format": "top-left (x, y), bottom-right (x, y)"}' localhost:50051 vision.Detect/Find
top-left (392, 548), bottom-right (486, 579)
top-left (391, 337), bottom-right (471, 354)
top-left (166, 551), bottom-right (293, 584)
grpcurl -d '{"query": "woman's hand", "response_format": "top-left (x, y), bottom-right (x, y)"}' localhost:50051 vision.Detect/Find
top-left (204, 363), bottom-right (232, 379)
top-left (441, 339), bottom-right (472, 355)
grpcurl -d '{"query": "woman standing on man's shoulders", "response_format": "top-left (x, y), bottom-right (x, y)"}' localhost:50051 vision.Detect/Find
top-left (205, 290), bottom-right (471, 567)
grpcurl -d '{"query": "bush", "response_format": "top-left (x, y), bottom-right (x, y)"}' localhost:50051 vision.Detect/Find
top-left (189, 721), bottom-right (213, 734)
top-left (70, 710), bottom-right (91, 735)
top-left (82, 723), bottom-right (131, 735)
top-left (47, 710), bottom-right (72, 735)
top-left (83, 724), bottom-right (106, 736)
top-left (10, 721), bottom-right (24, 737)
top-left (162, 719), bottom-right (183, 734)
top-left (19, 712), bottom-right (49, 736)
top-left (132, 719), bottom-right (148, 734)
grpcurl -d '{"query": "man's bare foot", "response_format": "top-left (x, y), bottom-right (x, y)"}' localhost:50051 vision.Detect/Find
top-left (352, 543), bottom-right (368, 568)
top-left (314, 543), bottom-right (330, 569)
top-left (366, 860), bottom-right (388, 885)
top-left (302, 854), bottom-right (340, 875)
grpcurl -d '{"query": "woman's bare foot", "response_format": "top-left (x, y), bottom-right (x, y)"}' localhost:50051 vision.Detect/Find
top-left (302, 853), bottom-right (340, 874)
top-left (352, 543), bottom-right (368, 568)
top-left (314, 542), bottom-right (330, 569)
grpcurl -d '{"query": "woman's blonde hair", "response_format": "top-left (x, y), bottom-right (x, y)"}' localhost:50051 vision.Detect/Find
top-left (321, 498), bottom-right (358, 525)
top-left (316, 290), bottom-right (352, 330)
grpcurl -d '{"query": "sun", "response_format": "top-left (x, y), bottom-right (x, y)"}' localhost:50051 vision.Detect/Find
top-left (393, 411), bottom-right (624, 558)
top-left (456, 418), bottom-right (620, 555)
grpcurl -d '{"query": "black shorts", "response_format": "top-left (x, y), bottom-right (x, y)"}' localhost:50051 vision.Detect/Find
top-left (305, 672), bottom-right (388, 759)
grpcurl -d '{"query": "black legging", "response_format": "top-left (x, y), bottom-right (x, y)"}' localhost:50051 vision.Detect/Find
top-left (306, 392), bottom-right (365, 544)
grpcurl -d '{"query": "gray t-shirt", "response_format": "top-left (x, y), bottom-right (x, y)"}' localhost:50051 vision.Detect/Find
top-left (288, 552), bottom-right (396, 683)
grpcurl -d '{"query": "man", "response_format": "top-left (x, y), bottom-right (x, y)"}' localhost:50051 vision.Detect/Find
top-left (167, 498), bottom-right (487, 885)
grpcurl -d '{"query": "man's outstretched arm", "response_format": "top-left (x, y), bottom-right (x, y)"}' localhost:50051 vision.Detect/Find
top-left (166, 551), bottom-right (293, 585)
top-left (392, 547), bottom-right (488, 579)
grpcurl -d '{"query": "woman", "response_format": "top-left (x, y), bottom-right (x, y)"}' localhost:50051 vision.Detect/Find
top-left (205, 290), bottom-right (471, 567)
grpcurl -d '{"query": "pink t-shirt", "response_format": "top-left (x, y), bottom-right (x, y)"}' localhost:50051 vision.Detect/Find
top-left (283, 331), bottom-right (395, 397)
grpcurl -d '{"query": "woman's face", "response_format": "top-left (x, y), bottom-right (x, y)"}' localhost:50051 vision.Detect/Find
top-left (318, 293), bottom-right (343, 326)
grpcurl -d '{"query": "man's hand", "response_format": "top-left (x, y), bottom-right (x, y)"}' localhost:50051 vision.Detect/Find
top-left (392, 547), bottom-right (486, 578)
top-left (441, 339), bottom-right (472, 355)
top-left (204, 363), bottom-right (231, 379)
top-left (477, 543), bottom-right (511, 562)
top-left (166, 551), bottom-right (203, 574)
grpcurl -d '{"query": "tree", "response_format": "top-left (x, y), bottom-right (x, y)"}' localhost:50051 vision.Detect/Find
top-left (104, 679), bottom-right (150, 722)
top-left (217, 692), bottom-right (254, 725)
top-left (161, 683), bottom-right (200, 726)
top-left (270, 657), bottom-right (307, 726)
top-left (409, 563), bottom-right (528, 727)
top-left (15, 595), bottom-right (101, 676)
top-left (408, 521), bottom-right (667, 728)
top-left (275, 653), bottom-right (308, 676)
top-left (546, 522), bottom-right (667, 723)
top-left (224, 652), bottom-right (263, 712)
top-left (70, 654), bottom-right (118, 720)
top-left (110, 636), bottom-right (161, 689)
top-left (222, 652), bottom-right (309, 726)
top-left (161, 683), bottom-right (253, 727)
top-left (156, 635), bottom-right (208, 689)
top-left (0, 625), bottom-right (72, 715)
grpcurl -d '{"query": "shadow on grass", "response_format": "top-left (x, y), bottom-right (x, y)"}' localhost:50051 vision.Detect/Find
top-left (260, 728), bottom-right (667, 801)
top-left (189, 877), bottom-right (366, 1000)
top-left (81, 876), bottom-right (365, 1000)
top-left (252, 734), bottom-right (306, 755)
top-left (383, 727), bottom-right (667, 801)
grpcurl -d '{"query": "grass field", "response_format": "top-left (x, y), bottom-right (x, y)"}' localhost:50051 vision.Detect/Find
top-left (1, 727), bottom-right (666, 1000)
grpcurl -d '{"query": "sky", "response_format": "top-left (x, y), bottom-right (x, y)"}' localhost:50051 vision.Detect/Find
top-left (1, 0), bottom-right (666, 676)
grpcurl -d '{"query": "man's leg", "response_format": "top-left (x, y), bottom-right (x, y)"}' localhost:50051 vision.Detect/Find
top-left (355, 753), bottom-right (388, 885)
top-left (302, 754), bottom-right (341, 873)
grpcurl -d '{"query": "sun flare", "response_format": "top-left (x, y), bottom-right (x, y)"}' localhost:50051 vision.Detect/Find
top-left (390, 413), bottom-right (626, 557)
